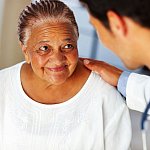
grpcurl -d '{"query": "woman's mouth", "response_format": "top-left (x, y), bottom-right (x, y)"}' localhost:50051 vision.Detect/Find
top-left (47, 65), bottom-right (67, 72)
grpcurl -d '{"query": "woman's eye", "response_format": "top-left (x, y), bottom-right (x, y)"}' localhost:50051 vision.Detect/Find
top-left (62, 44), bottom-right (74, 52)
top-left (64, 44), bottom-right (73, 49)
top-left (39, 46), bottom-right (48, 51)
top-left (35, 45), bottom-right (51, 55)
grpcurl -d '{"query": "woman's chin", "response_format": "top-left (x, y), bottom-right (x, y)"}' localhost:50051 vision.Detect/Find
top-left (50, 79), bottom-right (67, 85)
top-left (46, 76), bottom-right (69, 85)
top-left (43, 71), bottom-right (72, 85)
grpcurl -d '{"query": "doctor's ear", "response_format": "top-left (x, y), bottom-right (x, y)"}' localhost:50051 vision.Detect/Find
top-left (19, 42), bottom-right (31, 64)
top-left (107, 11), bottom-right (127, 37)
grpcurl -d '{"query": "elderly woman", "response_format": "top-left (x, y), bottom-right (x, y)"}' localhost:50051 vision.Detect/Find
top-left (0, 0), bottom-right (131, 149)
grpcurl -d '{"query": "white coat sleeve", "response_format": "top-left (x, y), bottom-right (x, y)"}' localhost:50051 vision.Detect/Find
top-left (126, 73), bottom-right (150, 112)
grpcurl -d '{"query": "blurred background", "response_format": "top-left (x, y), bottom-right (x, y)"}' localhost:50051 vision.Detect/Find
top-left (0, 0), bottom-right (150, 149)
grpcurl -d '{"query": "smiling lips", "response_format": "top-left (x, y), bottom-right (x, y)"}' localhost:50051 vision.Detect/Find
top-left (47, 65), bottom-right (67, 72)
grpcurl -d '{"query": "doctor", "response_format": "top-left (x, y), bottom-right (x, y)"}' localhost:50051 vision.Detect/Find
top-left (79, 0), bottom-right (150, 113)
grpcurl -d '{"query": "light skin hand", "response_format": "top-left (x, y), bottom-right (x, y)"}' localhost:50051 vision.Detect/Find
top-left (80, 58), bottom-right (123, 87)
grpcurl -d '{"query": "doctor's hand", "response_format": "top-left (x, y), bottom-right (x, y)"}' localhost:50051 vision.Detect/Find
top-left (80, 58), bottom-right (123, 87)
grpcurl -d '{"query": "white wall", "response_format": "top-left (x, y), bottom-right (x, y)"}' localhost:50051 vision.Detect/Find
top-left (0, 0), bottom-right (4, 28)
top-left (0, 0), bottom-right (4, 49)
top-left (0, 0), bottom-right (30, 69)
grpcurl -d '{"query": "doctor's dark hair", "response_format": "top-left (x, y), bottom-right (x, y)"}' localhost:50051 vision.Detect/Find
top-left (80, 0), bottom-right (150, 29)
top-left (18, 0), bottom-right (79, 45)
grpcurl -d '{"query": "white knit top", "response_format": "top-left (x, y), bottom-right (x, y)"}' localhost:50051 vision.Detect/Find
top-left (0, 62), bottom-right (131, 150)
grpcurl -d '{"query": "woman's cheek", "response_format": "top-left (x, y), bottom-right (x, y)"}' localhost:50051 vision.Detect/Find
top-left (32, 55), bottom-right (48, 67)
top-left (69, 50), bottom-right (78, 62)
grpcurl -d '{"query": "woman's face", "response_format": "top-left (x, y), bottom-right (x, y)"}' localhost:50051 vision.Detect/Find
top-left (23, 22), bottom-right (79, 85)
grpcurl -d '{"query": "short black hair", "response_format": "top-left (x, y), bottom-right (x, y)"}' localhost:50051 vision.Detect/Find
top-left (80, 0), bottom-right (150, 29)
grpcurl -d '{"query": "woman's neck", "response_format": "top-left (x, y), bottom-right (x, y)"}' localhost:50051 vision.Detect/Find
top-left (21, 61), bottom-right (90, 104)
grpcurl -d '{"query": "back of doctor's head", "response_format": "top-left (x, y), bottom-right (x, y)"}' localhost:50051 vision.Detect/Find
top-left (80, 0), bottom-right (150, 29)
top-left (18, 0), bottom-right (79, 45)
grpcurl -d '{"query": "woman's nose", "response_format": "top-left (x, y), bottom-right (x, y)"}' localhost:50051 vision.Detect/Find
top-left (49, 51), bottom-right (66, 64)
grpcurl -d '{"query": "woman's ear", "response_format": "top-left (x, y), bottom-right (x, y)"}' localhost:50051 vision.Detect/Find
top-left (107, 11), bottom-right (127, 37)
top-left (20, 42), bottom-right (31, 64)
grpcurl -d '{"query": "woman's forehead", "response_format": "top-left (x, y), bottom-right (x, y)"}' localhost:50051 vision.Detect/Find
top-left (26, 22), bottom-right (77, 46)
top-left (30, 22), bottom-right (76, 39)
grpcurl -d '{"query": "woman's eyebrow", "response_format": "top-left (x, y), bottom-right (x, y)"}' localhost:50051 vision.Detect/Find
top-left (38, 40), bottom-right (50, 44)
top-left (63, 38), bottom-right (75, 42)
top-left (37, 39), bottom-right (76, 44)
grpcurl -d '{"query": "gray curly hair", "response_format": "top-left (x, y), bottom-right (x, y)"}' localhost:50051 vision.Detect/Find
top-left (18, 0), bottom-right (79, 45)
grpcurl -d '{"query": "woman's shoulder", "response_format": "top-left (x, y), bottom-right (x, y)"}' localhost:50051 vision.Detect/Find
top-left (90, 71), bottom-right (127, 116)
top-left (89, 71), bottom-right (116, 92)
top-left (90, 71), bottom-right (125, 103)
top-left (0, 62), bottom-right (23, 82)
